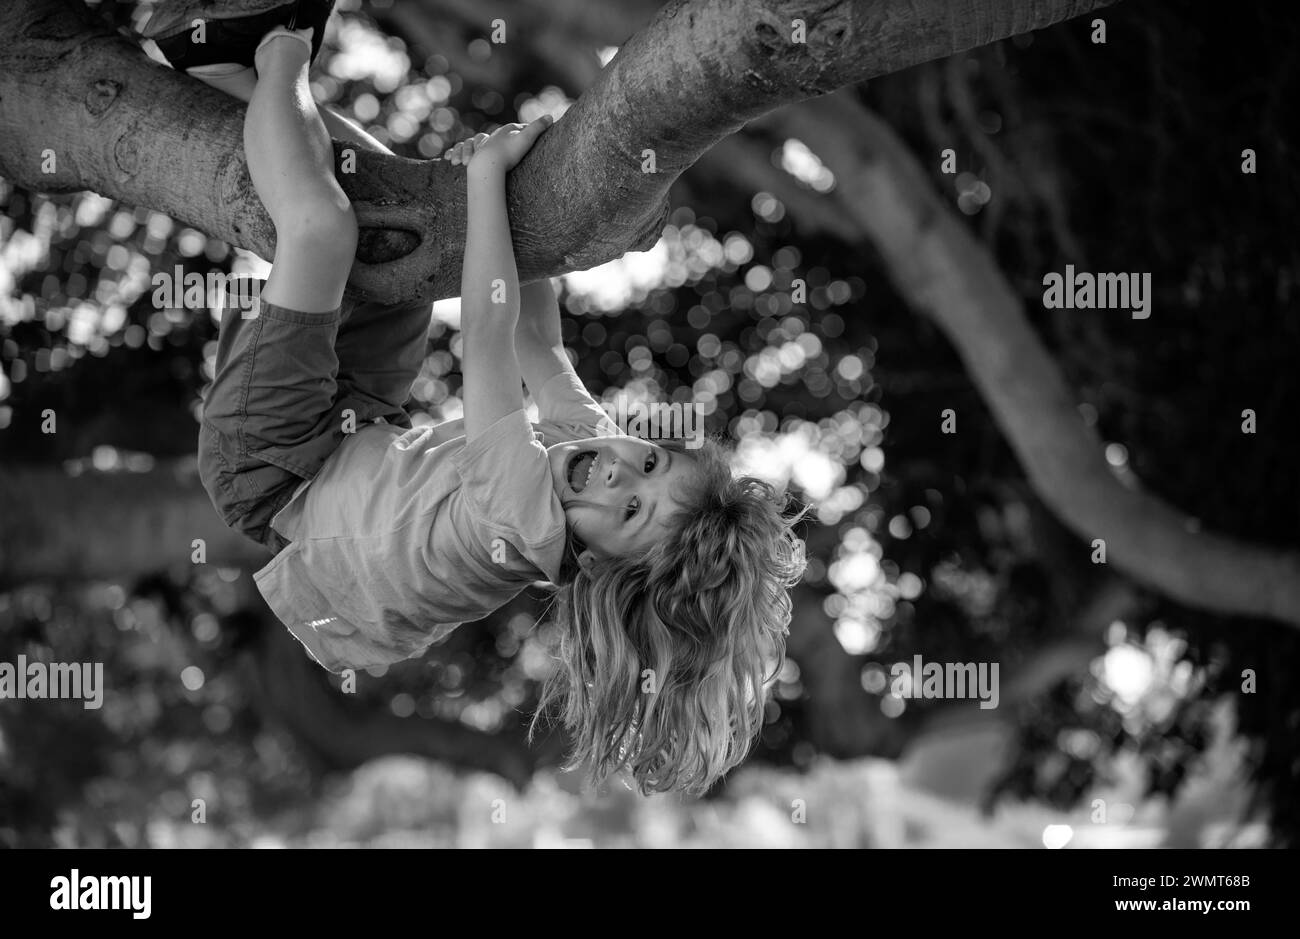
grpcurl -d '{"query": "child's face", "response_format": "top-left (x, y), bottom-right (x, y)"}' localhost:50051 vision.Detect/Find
top-left (546, 436), bottom-right (701, 562)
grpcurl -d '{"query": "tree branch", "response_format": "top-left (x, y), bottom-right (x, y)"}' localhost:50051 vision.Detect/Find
top-left (0, 0), bottom-right (1115, 304)
top-left (760, 92), bottom-right (1300, 627)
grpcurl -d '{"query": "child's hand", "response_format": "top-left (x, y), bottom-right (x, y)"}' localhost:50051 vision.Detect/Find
top-left (443, 115), bottom-right (553, 174)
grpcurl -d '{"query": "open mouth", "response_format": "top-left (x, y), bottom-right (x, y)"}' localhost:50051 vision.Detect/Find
top-left (566, 449), bottom-right (598, 493)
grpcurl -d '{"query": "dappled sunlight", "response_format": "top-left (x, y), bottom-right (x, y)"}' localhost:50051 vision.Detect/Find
top-left (0, 0), bottom-right (1292, 852)
top-left (779, 138), bottom-right (836, 193)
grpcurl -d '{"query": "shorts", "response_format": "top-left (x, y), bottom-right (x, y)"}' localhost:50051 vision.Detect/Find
top-left (197, 281), bottom-right (432, 552)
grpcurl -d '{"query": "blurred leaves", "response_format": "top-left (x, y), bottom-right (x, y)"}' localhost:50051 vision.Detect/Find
top-left (1, 0), bottom-right (1297, 845)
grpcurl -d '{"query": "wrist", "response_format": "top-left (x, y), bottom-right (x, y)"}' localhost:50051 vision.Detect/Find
top-left (467, 159), bottom-right (507, 187)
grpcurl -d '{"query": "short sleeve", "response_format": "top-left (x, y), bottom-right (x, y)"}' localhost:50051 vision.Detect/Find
top-left (533, 370), bottom-right (618, 443)
top-left (451, 408), bottom-right (565, 545)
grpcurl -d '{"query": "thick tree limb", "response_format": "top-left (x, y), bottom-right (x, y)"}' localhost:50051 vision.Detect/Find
top-left (759, 93), bottom-right (1300, 627)
top-left (0, 0), bottom-right (1114, 304)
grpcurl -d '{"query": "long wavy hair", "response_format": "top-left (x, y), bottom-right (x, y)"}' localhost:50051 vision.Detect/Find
top-left (528, 437), bottom-right (807, 796)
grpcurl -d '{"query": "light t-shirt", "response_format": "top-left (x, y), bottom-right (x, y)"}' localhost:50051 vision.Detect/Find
top-left (252, 370), bottom-right (618, 672)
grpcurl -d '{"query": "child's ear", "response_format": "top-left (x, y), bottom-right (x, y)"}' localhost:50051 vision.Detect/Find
top-left (577, 550), bottom-right (597, 571)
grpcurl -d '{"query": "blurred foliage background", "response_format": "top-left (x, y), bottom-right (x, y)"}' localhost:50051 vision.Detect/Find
top-left (0, 0), bottom-right (1296, 847)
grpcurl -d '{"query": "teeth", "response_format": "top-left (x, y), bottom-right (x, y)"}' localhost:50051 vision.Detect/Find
top-left (569, 451), bottom-right (598, 492)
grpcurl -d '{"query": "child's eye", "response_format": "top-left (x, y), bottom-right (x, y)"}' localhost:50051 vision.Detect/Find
top-left (644, 452), bottom-right (657, 473)
top-left (625, 496), bottom-right (640, 520)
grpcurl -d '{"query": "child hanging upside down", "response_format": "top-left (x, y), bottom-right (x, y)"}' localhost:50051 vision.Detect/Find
top-left (141, 0), bottom-right (806, 796)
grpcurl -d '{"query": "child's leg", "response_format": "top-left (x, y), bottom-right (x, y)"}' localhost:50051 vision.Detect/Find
top-left (246, 28), bottom-right (356, 313)
top-left (190, 63), bottom-right (392, 156)
top-left (245, 34), bottom-right (428, 418)
top-left (198, 28), bottom-right (358, 549)
top-left (190, 39), bottom-right (426, 427)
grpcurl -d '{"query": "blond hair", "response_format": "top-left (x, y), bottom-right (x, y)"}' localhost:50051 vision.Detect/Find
top-left (529, 438), bottom-right (806, 796)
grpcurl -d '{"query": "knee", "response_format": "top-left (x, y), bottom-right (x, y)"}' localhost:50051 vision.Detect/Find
top-left (276, 200), bottom-right (358, 266)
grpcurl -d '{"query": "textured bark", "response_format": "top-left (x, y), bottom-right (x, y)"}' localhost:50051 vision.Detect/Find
top-left (759, 93), bottom-right (1300, 627)
top-left (0, 0), bottom-right (1114, 304)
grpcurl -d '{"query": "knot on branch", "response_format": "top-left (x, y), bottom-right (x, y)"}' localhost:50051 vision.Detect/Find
top-left (749, 12), bottom-right (850, 96)
top-left (113, 130), bottom-right (140, 179)
top-left (28, 7), bottom-right (92, 43)
top-left (357, 228), bottom-right (421, 265)
top-left (85, 79), bottom-right (122, 117)
top-left (754, 21), bottom-right (783, 51)
top-left (219, 151), bottom-right (248, 204)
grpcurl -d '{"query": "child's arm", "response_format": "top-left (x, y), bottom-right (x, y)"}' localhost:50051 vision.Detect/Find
top-left (452, 117), bottom-right (553, 441)
top-left (515, 278), bottom-right (581, 402)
